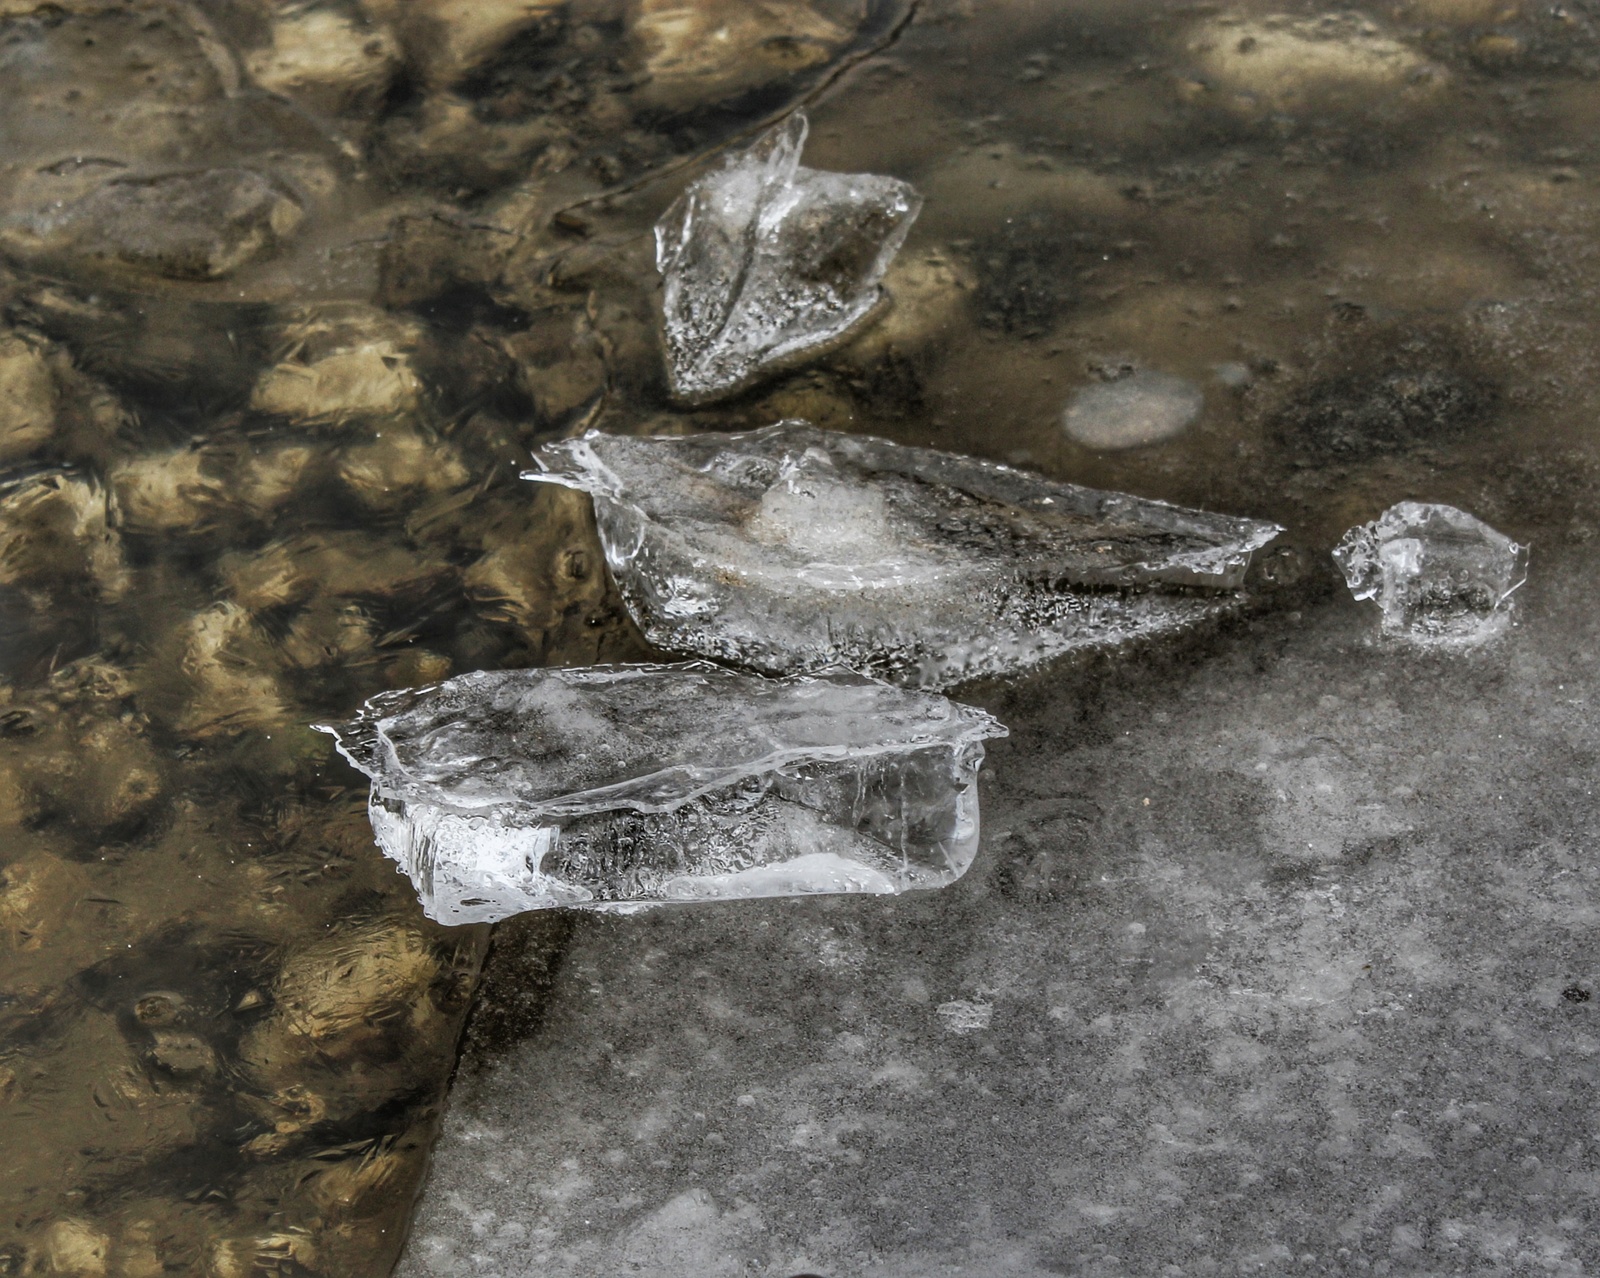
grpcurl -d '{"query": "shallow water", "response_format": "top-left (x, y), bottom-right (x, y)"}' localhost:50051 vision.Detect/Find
top-left (2, 0), bottom-right (1599, 1273)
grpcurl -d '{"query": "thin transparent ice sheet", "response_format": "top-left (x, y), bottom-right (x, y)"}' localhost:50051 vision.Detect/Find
top-left (528, 421), bottom-right (1283, 688)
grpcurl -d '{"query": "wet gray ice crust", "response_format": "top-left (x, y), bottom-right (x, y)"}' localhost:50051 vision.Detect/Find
top-left (319, 663), bottom-right (1006, 925)
top-left (654, 110), bottom-right (922, 403)
top-left (398, 541), bottom-right (1600, 1278)
top-left (528, 421), bottom-right (1283, 689)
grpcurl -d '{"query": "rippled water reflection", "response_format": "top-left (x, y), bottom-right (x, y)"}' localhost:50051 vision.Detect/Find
top-left (4, 0), bottom-right (1600, 1272)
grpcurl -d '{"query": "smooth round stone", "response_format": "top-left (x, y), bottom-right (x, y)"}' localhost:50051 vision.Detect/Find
top-left (1062, 369), bottom-right (1204, 450)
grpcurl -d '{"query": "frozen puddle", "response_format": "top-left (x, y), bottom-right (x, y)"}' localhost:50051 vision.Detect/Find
top-left (655, 109), bottom-right (922, 403)
top-left (318, 662), bottom-right (1005, 924)
top-left (528, 420), bottom-right (1282, 688)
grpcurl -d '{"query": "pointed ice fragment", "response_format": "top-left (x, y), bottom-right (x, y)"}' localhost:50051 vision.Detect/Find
top-left (1333, 501), bottom-right (1527, 647)
top-left (526, 421), bottom-right (1283, 688)
top-left (654, 110), bottom-right (922, 403)
top-left (318, 662), bottom-right (1006, 925)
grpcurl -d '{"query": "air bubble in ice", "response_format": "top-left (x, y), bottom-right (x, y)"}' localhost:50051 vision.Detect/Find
top-left (1062, 370), bottom-right (1204, 451)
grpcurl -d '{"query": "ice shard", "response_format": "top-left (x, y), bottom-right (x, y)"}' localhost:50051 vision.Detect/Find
top-left (318, 662), bottom-right (1006, 925)
top-left (527, 421), bottom-right (1283, 689)
top-left (1333, 501), bottom-right (1528, 647)
top-left (654, 109), bottom-right (922, 403)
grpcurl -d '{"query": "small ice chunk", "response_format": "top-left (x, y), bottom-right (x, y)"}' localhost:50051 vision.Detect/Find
top-left (317, 662), bottom-right (1006, 925)
top-left (654, 109), bottom-right (922, 404)
top-left (527, 421), bottom-right (1283, 689)
top-left (1062, 370), bottom-right (1204, 450)
top-left (1332, 501), bottom-right (1528, 647)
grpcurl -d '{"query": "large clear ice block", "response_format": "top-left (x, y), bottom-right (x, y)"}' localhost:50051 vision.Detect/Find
top-left (527, 421), bottom-right (1283, 689)
top-left (318, 663), bottom-right (1006, 925)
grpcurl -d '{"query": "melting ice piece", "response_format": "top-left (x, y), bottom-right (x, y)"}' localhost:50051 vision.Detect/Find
top-left (527, 421), bottom-right (1283, 689)
top-left (317, 662), bottom-right (1006, 925)
top-left (654, 109), bottom-right (922, 403)
top-left (1333, 501), bottom-right (1528, 647)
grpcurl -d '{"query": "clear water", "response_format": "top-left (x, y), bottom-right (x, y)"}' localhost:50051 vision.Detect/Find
top-left (4, 0), bottom-right (1600, 1272)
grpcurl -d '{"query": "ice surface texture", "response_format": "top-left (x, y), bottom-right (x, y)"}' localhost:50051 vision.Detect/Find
top-left (528, 421), bottom-right (1283, 689)
top-left (319, 663), bottom-right (1006, 925)
top-left (654, 110), bottom-right (922, 403)
top-left (1333, 502), bottom-right (1528, 647)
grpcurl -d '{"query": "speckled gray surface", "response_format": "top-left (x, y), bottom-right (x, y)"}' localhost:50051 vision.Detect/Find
top-left (398, 546), bottom-right (1598, 1278)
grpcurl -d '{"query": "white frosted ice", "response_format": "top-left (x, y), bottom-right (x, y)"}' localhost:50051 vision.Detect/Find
top-left (318, 662), bottom-right (1006, 925)
top-left (1333, 501), bottom-right (1528, 647)
top-left (527, 421), bottom-right (1283, 689)
top-left (1062, 370), bottom-right (1204, 450)
top-left (654, 109), bottom-right (922, 403)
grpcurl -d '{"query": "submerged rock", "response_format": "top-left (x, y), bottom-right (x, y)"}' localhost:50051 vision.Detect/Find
top-left (219, 531), bottom-right (454, 612)
top-left (1185, 13), bottom-right (1445, 115)
top-left (655, 110), bottom-right (922, 404)
top-left (2, 168), bottom-right (304, 282)
top-left (0, 467), bottom-right (127, 597)
top-left (336, 428), bottom-right (470, 512)
top-left (0, 332), bottom-right (57, 465)
top-left (367, 0), bottom-right (564, 87)
top-left (0, 852), bottom-right (89, 954)
top-left (245, 7), bottom-right (403, 119)
top-left (251, 306), bottom-right (425, 426)
top-left (234, 442), bottom-right (321, 520)
top-left (1333, 502), bottom-right (1527, 647)
top-left (528, 421), bottom-right (1282, 688)
top-left (629, 0), bottom-right (860, 112)
top-left (170, 602), bottom-right (290, 739)
top-left (109, 448), bottom-right (230, 536)
top-left (320, 662), bottom-right (1006, 924)
top-left (267, 919), bottom-right (442, 1052)
top-left (0, 2), bottom-right (337, 290)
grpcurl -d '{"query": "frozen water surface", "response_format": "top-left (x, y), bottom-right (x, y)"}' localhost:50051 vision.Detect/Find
top-left (319, 663), bottom-right (1005, 924)
top-left (11, 0), bottom-right (1600, 1268)
top-left (1333, 502), bottom-right (1528, 647)
top-left (654, 110), bottom-right (922, 403)
top-left (529, 421), bottom-right (1282, 688)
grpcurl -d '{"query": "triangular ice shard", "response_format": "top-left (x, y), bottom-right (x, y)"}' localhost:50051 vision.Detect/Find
top-left (528, 421), bottom-right (1284, 688)
top-left (654, 110), bottom-right (923, 403)
top-left (318, 663), bottom-right (1006, 924)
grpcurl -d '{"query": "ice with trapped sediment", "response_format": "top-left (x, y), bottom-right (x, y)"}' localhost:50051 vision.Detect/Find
top-left (1333, 501), bottom-right (1528, 647)
top-left (527, 421), bottom-right (1283, 689)
top-left (318, 663), bottom-right (1006, 925)
top-left (654, 109), bottom-right (922, 403)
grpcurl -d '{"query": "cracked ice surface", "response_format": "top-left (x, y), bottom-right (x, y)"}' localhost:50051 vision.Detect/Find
top-left (528, 421), bottom-right (1283, 688)
top-left (1333, 501), bottom-right (1528, 647)
top-left (654, 109), bottom-right (922, 403)
top-left (318, 662), bottom-right (1006, 925)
